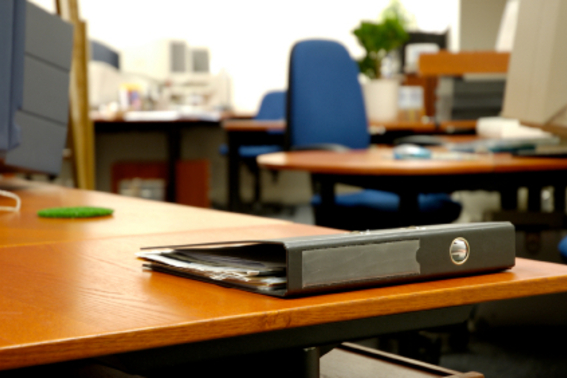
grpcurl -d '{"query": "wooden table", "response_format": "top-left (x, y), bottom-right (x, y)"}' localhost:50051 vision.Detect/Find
top-left (0, 178), bottom-right (288, 247)
top-left (222, 118), bottom-right (453, 135)
top-left (257, 147), bottom-right (567, 223)
top-left (418, 51), bottom-right (510, 77)
top-left (93, 111), bottom-right (250, 203)
top-left (222, 119), bottom-right (477, 212)
top-left (4, 179), bottom-right (567, 376)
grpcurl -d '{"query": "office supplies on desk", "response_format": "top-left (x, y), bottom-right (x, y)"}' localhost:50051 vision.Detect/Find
top-left (477, 117), bottom-right (555, 139)
top-left (394, 135), bottom-right (445, 146)
top-left (123, 109), bottom-right (222, 122)
top-left (448, 137), bottom-right (558, 154)
top-left (513, 144), bottom-right (567, 158)
top-left (37, 206), bottom-right (114, 218)
top-left (138, 222), bottom-right (515, 297)
top-left (393, 144), bottom-right (432, 159)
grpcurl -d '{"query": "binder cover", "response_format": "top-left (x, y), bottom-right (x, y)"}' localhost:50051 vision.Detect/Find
top-left (138, 222), bottom-right (515, 297)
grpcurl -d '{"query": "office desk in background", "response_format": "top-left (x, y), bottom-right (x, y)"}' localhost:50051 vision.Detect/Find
top-left (93, 111), bottom-right (252, 203)
top-left (0, 178), bottom-right (287, 246)
top-left (3, 179), bottom-right (567, 377)
top-left (257, 147), bottom-right (567, 224)
top-left (222, 119), bottom-right (477, 212)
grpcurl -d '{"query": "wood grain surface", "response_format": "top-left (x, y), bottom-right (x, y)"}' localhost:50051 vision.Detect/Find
top-left (222, 119), bottom-right (286, 132)
top-left (1, 220), bottom-right (567, 371)
top-left (369, 120), bottom-right (437, 133)
top-left (223, 119), bottom-right (439, 134)
top-left (257, 148), bottom-right (567, 176)
top-left (0, 178), bottom-right (288, 247)
top-left (418, 51), bottom-right (510, 76)
top-left (439, 120), bottom-right (477, 132)
top-left (3, 180), bottom-right (567, 372)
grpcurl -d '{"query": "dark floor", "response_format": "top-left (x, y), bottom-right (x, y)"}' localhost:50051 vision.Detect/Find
top-left (439, 325), bottom-right (567, 378)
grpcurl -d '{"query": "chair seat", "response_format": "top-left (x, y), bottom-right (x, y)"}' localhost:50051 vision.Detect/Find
top-left (312, 189), bottom-right (461, 221)
top-left (218, 144), bottom-right (283, 159)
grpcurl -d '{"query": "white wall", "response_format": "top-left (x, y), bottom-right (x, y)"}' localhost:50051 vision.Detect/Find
top-left (30, 0), bottom-right (458, 113)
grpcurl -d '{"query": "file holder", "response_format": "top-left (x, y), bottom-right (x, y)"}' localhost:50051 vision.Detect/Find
top-left (139, 222), bottom-right (515, 297)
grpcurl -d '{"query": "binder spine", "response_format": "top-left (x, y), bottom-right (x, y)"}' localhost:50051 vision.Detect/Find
top-left (285, 222), bottom-right (515, 295)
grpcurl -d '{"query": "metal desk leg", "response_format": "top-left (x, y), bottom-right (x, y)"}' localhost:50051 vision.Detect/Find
top-left (312, 175), bottom-right (336, 227)
top-left (227, 131), bottom-right (242, 212)
top-left (554, 185), bottom-right (566, 213)
top-left (398, 190), bottom-right (420, 224)
top-left (166, 126), bottom-right (181, 203)
top-left (281, 347), bottom-right (320, 378)
top-left (500, 187), bottom-right (518, 211)
top-left (528, 185), bottom-right (543, 212)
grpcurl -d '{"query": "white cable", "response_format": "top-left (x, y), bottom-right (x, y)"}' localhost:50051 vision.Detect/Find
top-left (0, 190), bottom-right (21, 212)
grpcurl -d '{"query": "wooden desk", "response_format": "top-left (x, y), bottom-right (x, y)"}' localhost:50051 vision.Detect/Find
top-left (3, 232), bottom-right (567, 373)
top-left (369, 119), bottom-right (437, 135)
top-left (0, 178), bottom-right (288, 247)
top-left (93, 112), bottom-right (246, 203)
top-left (418, 51), bottom-right (510, 76)
top-left (4, 180), bottom-right (567, 376)
top-left (222, 119), bottom-right (476, 212)
top-left (257, 147), bottom-right (567, 221)
top-left (222, 119), bottom-right (444, 135)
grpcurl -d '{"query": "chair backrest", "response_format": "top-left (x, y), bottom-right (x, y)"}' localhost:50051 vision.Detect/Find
top-left (286, 39), bottom-right (369, 150)
top-left (255, 90), bottom-right (286, 120)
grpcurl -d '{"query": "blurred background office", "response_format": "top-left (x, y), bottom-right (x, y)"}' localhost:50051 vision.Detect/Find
top-left (28, 0), bottom-right (512, 216)
top-left (29, 0), bottom-right (460, 113)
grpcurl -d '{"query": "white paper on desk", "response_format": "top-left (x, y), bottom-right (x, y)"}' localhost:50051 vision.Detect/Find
top-left (137, 251), bottom-right (263, 276)
top-left (124, 110), bottom-right (181, 121)
top-left (137, 251), bottom-right (287, 290)
top-left (138, 241), bottom-right (288, 291)
top-left (177, 109), bottom-right (222, 122)
top-left (144, 261), bottom-right (287, 290)
top-left (430, 152), bottom-right (481, 160)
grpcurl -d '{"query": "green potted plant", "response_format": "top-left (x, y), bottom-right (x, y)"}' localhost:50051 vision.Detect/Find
top-left (353, 1), bottom-right (409, 121)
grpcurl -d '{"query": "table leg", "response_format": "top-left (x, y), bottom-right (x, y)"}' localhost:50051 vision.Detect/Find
top-left (554, 185), bottom-right (566, 213)
top-left (398, 190), bottom-right (419, 224)
top-left (528, 185), bottom-right (542, 212)
top-left (319, 177), bottom-right (336, 207)
top-left (500, 187), bottom-right (518, 211)
top-left (166, 126), bottom-right (181, 203)
top-left (227, 131), bottom-right (242, 212)
top-left (312, 176), bottom-right (336, 227)
top-left (281, 347), bottom-right (320, 378)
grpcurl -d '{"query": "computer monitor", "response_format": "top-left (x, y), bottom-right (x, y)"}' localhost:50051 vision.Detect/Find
top-left (501, 0), bottom-right (567, 137)
top-left (0, 0), bottom-right (73, 175)
top-left (91, 40), bottom-right (120, 70)
top-left (121, 40), bottom-right (210, 80)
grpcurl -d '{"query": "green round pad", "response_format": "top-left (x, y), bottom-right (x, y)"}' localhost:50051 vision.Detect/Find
top-left (37, 206), bottom-right (114, 218)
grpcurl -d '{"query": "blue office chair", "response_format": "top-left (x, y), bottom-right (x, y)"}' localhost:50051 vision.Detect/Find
top-left (286, 39), bottom-right (461, 230)
top-left (558, 237), bottom-right (567, 262)
top-left (220, 90), bottom-right (285, 205)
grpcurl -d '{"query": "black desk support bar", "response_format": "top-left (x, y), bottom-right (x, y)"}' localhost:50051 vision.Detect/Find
top-left (108, 305), bottom-right (473, 377)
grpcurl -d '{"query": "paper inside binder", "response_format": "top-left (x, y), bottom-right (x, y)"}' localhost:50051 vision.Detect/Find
top-left (137, 242), bottom-right (288, 291)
